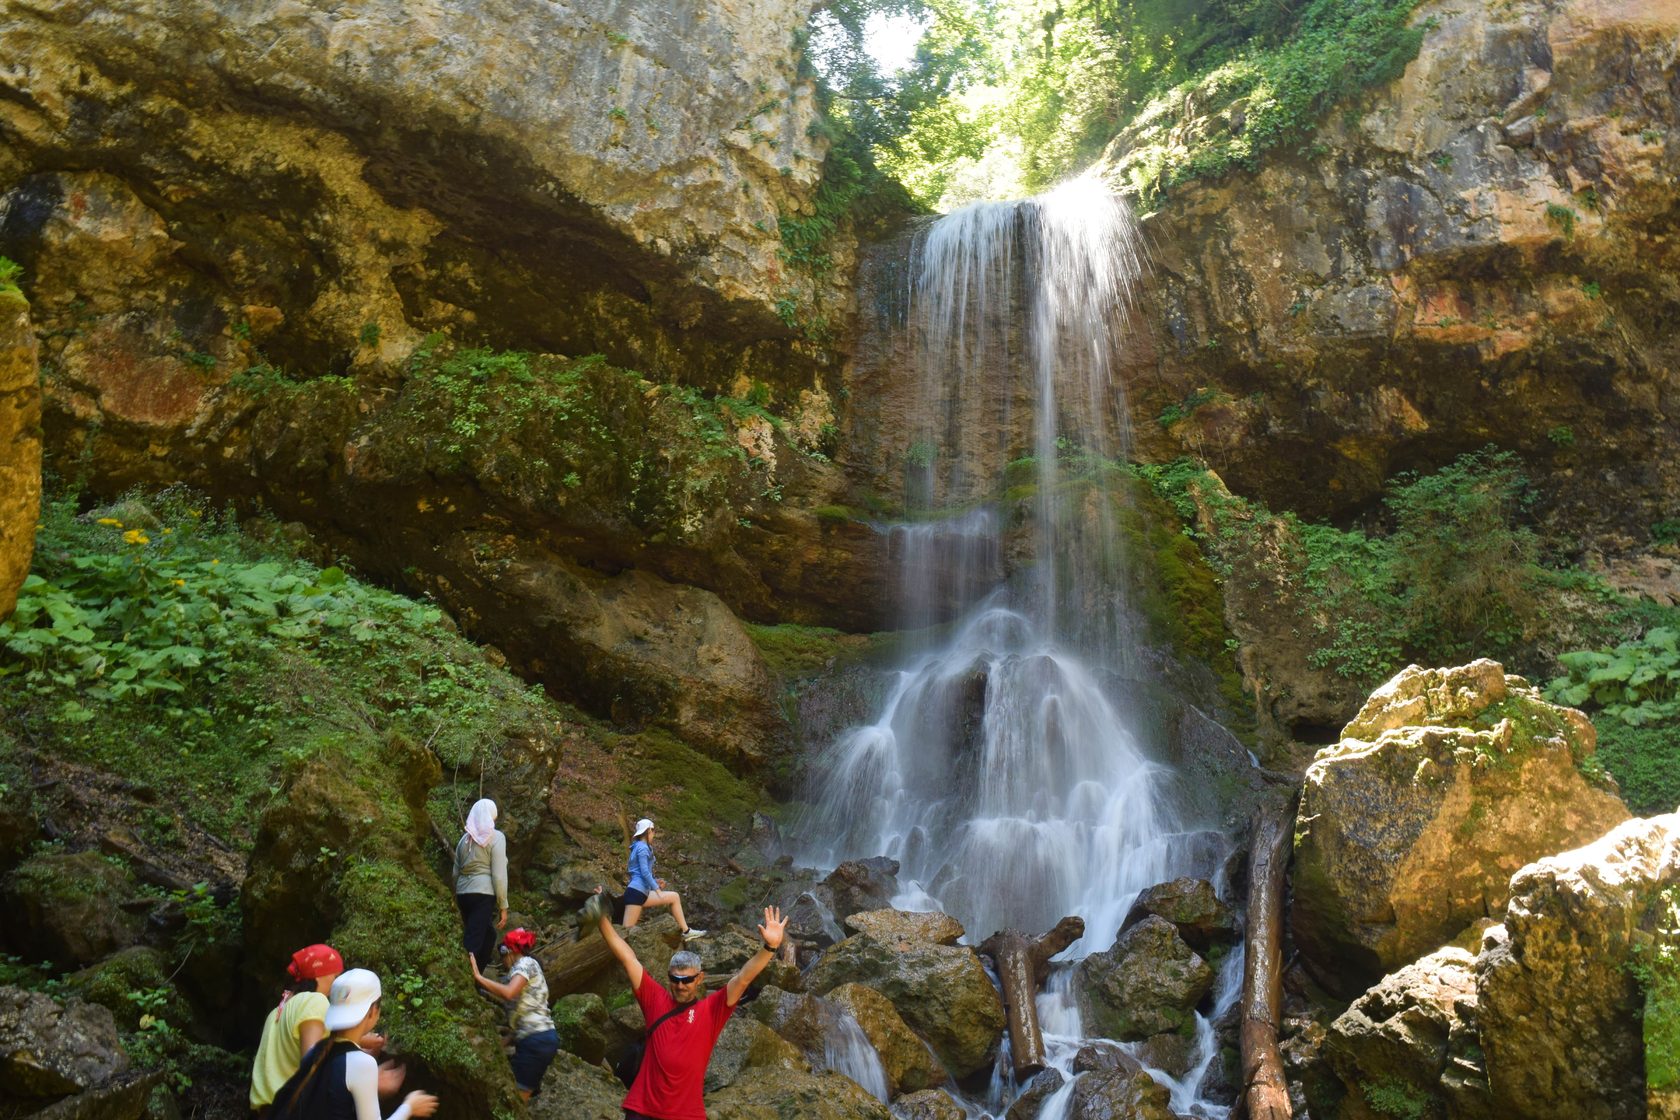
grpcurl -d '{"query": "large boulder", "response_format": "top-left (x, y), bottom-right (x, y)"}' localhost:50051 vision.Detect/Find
top-left (708, 1066), bottom-right (895, 1120)
top-left (1120, 878), bottom-right (1236, 951)
top-left (1068, 1066), bottom-right (1177, 1120)
top-left (705, 1015), bottom-right (809, 1093)
top-left (1076, 915), bottom-right (1213, 1041)
top-left (0, 987), bottom-right (127, 1099)
top-left (892, 1089), bottom-right (968, 1120)
top-left (844, 909), bottom-right (965, 948)
top-left (1, 850), bottom-right (144, 968)
top-left (806, 934), bottom-right (1004, 1081)
top-left (530, 1049), bottom-right (626, 1120)
top-left (1292, 661), bottom-right (1629, 993)
top-left (1321, 946), bottom-right (1491, 1120)
top-left (826, 983), bottom-right (945, 1096)
top-left (0, 283), bottom-right (38, 620)
top-left (1477, 811), bottom-right (1680, 1119)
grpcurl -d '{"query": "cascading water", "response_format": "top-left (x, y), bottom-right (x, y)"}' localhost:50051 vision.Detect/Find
top-left (800, 175), bottom-right (1238, 1116)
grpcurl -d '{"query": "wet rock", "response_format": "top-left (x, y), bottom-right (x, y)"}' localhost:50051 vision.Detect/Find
top-left (26, 1068), bottom-right (159, 1120)
top-left (1323, 946), bottom-right (1490, 1120)
top-left (2, 850), bottom-right (144, 968)
top-left (0, 286), bottom-right (39, 620)
top-left (1068, 1066), bottom-right (1176, 1120)
top-left (553, 993), bottom-right (612, 1065)
top-left (824, 858), bottom-right (902, 922)
top-left (844, 909), bottom-right (965, 947)
top-left (1120, 878), bottom-right (1236, 951)
top-left (1292, 661), bottom-right (1629, 994)
top-left (530, 1048), bottom-right (624, 1120)
top-left (708, 1066), bottom-right (894, 1120)
top-left (1077, 915), bottom-right (1212, 1041)
top-left (1133, 1032), bottom-right (1196, 1079)
top-left (705, 1015), bottom-right (809, 1093)
top-left (826, 982), bottom-right (945, 1095)
top-left (0, 987), bottom-right (128, 1098)
top-left (1478, 811), bottom-right (1680, 1119)
top-left (807, 934), bottom-right (1004, 1080)
top-left (893, 1088), bottom-right (968, 1119)
top-left (1005, 1067), bottom-right (1065, 1120)
top-left (1072, 1044), bottom-right (1140, 1076)
top-left (548, 860), bottom-right (609, 910)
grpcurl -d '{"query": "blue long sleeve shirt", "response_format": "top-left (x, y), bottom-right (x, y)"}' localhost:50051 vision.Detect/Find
top-left (627, 839), bottom-right (658, 895)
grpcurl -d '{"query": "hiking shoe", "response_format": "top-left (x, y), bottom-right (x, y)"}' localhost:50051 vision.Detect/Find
top-left (577, 891), bottom-right (607, 940)
top-left (681, 927), bottom-right (707, 942)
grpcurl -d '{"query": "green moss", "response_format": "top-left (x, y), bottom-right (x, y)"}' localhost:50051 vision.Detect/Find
top-left (1364, 1076), bottom-right (1431, 1120)
top-left (813, 505), bottom-right (863, 525)
top-left (615, 729), bottom-right (760, 835)
top-left (716, 875), bottom-right (753, 912)
top-left (1643, 887), bottom-right (1680, 1092)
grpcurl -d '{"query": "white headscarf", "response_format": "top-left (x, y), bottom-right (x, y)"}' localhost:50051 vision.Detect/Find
top-left (464, 798), bottom-right (498, 847)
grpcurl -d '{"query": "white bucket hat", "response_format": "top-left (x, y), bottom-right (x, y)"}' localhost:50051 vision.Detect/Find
top-left (633, 818), bottom-right (655, 839)
top-left (323, 968), bottom-right (382, 1031)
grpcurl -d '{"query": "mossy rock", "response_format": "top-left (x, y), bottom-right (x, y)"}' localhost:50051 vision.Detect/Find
top-left (3, 850), bottom-right (144, 969)
top-left (63, 947), bottom-right (197, 1035)
top-left (553, 992), bottom-right (611, 1065)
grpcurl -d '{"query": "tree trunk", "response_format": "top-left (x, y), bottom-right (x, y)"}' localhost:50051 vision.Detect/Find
top-left (539, 916), bottom-right (680, 997)
top-left (981, 915), bottom-right (1085, 1080)
top-left (1241, 801), bottom-right (1295, 1120)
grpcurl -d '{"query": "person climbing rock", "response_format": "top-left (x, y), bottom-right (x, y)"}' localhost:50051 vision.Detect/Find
top-left (269, 969), bottom-right (438, 1120)
top-left (453, 798), bottom-right (508, 969)
top-left (467, 928), bottom-right (560, 1100)
top-left (250, 945), bottom-right (398, 1117)
top-left (622, 817), bottom-right (705, 942)
top-left (599, 903), bottom-right (787, 1120)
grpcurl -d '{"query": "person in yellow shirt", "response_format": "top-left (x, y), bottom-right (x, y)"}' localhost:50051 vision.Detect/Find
top-left (250, 945), bottom-right (395, 1115)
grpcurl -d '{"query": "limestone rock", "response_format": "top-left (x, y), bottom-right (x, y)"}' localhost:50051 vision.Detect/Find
top-left (24, 1068), bottom-right (158, 1120)
top-left (530, 1049), bottom-right (624, 1120)
top-left (0, 987), bottom-right (127, 1099)
top-left (1068, 1066), bottom-right (1176, 1120)
top-left (1120, 878), bottom-right (1236, 951)
top-left (2, 850), bottom-right (143, 969)
top-left (1292, 661), bottom-right (1629, 993)
top-left (554, 993), bottom-right (612, 1065)
top-left (892, 1089), bottom-right (968, 1120)
top-left (1076, 915), bottom-right (1213, 1041)
top-left (1005, 1068), bottom-right (1066, 1120)
top-left (708, 1066), bottom-right (894, 1120)
top-left (705, 1015), bottom-right (809, 1093)
top-left (1477, 811), bottom-right (1680, 1119)
top-left (1132, 1032), bottom-right (1195, 1079)
top-left (63, 948), bottom-right (193, 1035)
top-left (807, 934), bottom-right (1004, 1080)
top-left (844, 909), bottom-right (965, 948)
top-left (826, 983), bottom-right (945, 1095)
top-left (0, 287), bottom-right (38, 620)
top-left (824, 858), bottom-right (903, 922)
top-left (1323, 946), bottom-right (1491, 1120)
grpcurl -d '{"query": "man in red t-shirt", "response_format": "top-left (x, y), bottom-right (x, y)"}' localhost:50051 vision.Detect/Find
top-left (597, 903), bottom-right (787, 1120)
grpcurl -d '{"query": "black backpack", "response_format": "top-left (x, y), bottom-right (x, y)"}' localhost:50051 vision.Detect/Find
top-left (613, 1003), bottom-right (688, 1088)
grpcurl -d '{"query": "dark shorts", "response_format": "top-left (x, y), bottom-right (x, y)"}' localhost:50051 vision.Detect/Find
top-left (511, 1028), bottom-right (559, 1093)
top-left (621, 887), bottom-right (649, 908)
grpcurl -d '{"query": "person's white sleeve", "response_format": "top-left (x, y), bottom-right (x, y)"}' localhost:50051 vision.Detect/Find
top-left (344, 1050), bottom-right (412, 1120)
top-left (492, 831), bottom-right (508, 910)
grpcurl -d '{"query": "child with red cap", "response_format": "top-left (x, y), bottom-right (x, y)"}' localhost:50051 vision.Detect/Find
top-left (469, 927), bottom-right (558, 1099)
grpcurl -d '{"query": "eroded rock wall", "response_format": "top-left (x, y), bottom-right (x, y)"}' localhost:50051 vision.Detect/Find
top-left (0, 0), bottom-right (842, 392)
top-left (0, 285), bottom-right (38, 619)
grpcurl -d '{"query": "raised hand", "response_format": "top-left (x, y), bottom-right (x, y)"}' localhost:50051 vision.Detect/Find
top-left (407, 1090), bottom-right (440, 1117)
top-left (376, 1059), bottom-right (406, 1097)
top-left (758, 905), bottom-right (787, 951)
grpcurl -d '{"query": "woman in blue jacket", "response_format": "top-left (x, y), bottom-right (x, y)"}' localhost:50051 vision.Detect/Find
top-left (623, 817), bottom-right (706, 942)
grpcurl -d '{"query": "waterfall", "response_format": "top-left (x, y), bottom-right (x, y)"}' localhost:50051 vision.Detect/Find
top-left (800, 174), bottom-right (1235, 1116)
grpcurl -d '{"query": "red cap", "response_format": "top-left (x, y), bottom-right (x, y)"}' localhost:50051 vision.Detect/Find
top-left (288, 944), bottom-right (344, 981)
top-left (501, 928), bottom-right (536, 955)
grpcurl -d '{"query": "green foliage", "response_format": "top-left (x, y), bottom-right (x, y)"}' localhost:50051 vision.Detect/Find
top-left (1639, 886), bottom-right (1680, 1092)
top-left (1545, 202), bottom-right (1578, 238)
top-left (1590, 723), bottom-right (1680, 816)
top-left (1548, 424), bottom-right (1576, 446)
top-left (1157, 387), bottom-right (1222, 428)
top-left (1580, 281), bottom-right (1602, 301)
top-left (0, 255), bottom-right (22, 296)
top-left (1364, 1076), bottom-right (1431, 1120)
top-left (1548, 628), bottom-right (1680, 726)
top-left (1654, 519), bottom-right (1680, 545)
top-left (359, 320), bottom-right (381, 348)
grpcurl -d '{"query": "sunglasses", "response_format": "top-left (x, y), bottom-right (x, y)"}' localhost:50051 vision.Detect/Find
top-left (668, 972), bottom-right (701, 985)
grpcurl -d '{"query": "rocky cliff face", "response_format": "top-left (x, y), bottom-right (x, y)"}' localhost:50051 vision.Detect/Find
top-left (1107, 0), bottom-right (1680, 548)
top-left (0, 0), bottom-right (842, 394)
top-left (0, 284), bottom-right (37, 619)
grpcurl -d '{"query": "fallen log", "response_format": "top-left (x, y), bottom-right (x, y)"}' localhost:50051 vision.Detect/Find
top-left (1241, 800), bottom-right (1294, 1120)
top-left (538, 915), bottom-right (681, 998)
top-left (980, 915), bottom-right (1085, 1079)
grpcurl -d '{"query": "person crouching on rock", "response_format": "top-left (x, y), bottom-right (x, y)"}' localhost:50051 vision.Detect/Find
top-left (453, 798), bottom-right (508, 969)
top-left (599, 903), bottom-right (786, 1120)
top-left (269, 969), bottom-right (438, 1120)
top-left (250, 944), bottom-right (397, 1117)
top-left (467, 927), bottom-right (560, 1100)
top-left (623, 817), bottom-right (705, 943)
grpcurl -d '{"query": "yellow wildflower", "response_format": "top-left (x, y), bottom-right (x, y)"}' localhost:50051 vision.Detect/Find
top-left (172, 579), bottom-right (186, 587)
top-left (162, 527), bottom-right (174, 535)
top-left (122, 529), bottom-right (150, 546)
top-left (97, 517), bottom-right (123, 528)
top-left (211, 558), bottom-right (220, 565)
